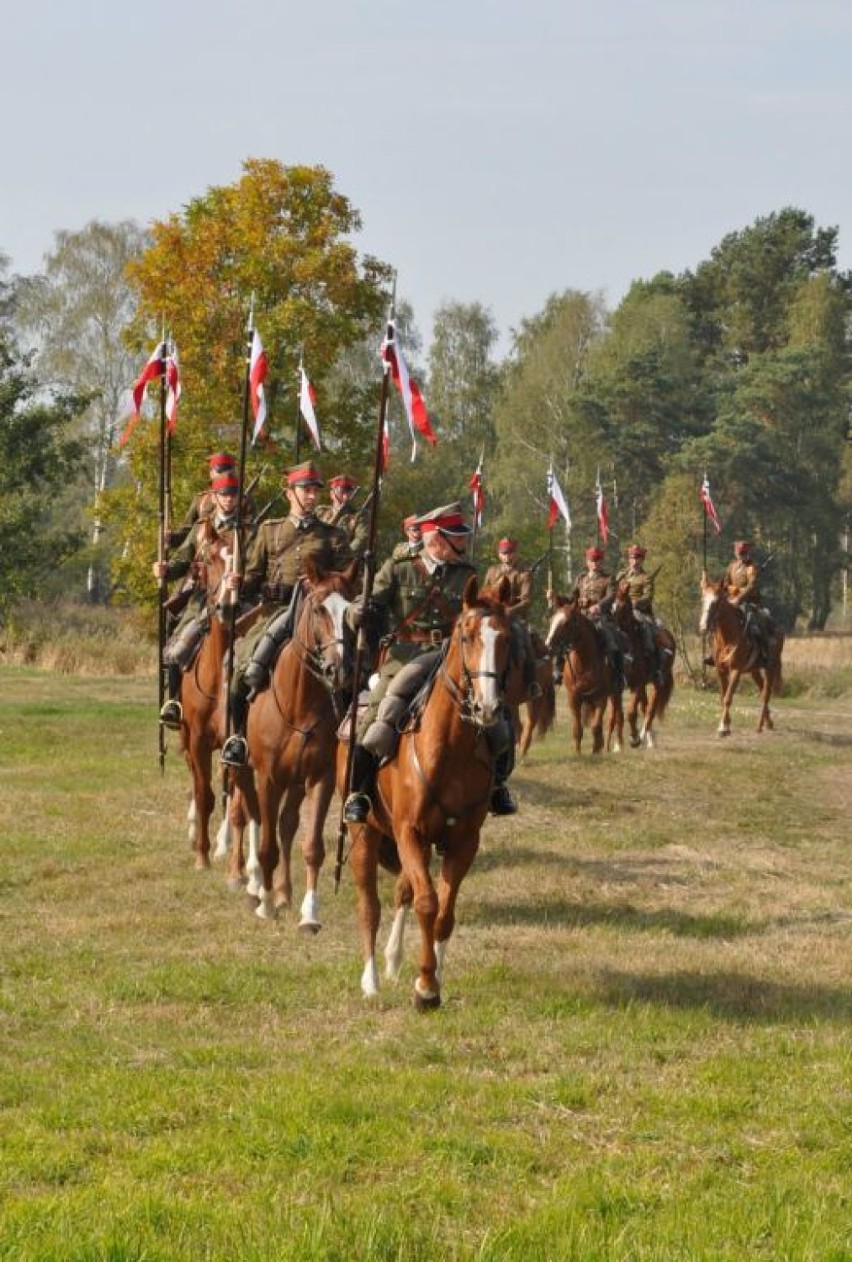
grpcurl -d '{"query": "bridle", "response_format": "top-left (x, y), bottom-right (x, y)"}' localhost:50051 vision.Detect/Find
top-left (289, 584), bottom-right (353, 697)
top-left (437, 605), bottom-right (510, 729)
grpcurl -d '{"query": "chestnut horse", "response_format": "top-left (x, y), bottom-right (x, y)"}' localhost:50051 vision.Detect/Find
top-left (172, 530), bottom-right (257, 878)
top-left (338, 577), bottom-right (519, 1008)
top-left (505, 630), bottom-right (557, 760)
top-left (699, 574), bottom-right (784, 737)
top-left (234, 561), bottom-right (359, 931)
top-left (612, 582), bottom-right (675, 749)
top-left (545, 596), bottom-right (623, 754)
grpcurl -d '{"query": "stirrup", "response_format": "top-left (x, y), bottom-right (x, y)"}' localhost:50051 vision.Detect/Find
top-left (221, 735), bottom-right (248, 767)
top-left (159, 700), bottom-right (183, 730)
top-left (343, 792), bottom-right (371, 824)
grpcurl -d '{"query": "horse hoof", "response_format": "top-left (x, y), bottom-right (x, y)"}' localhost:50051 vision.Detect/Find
top-left (718, 730), bottom-right (731, 739)
top-left (414, 989), bottom-right (441, 1011)
top-left (298, 919), bottom-right (322, 935)
top-left (226, 876), bottom-right (245, 893)
top-left (195, 856), bottom-right (212, 872)
top-left (630, 736), bottom-right (641, 748)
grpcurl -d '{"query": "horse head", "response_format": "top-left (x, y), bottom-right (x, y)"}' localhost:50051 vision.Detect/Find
top-left (612, 580), bottom-right (634, 630)
top-left (296, 557), bottom-right (360, 692)
top-left (545, 591), bottom-right (581, 653)
top-left (698, 573), bottom-right (724, 635)
top-left (443, 575), bottom-right (514, 728)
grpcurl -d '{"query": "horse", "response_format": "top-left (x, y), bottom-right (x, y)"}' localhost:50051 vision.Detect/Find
top-left (611, 581), bottom-right (675, 749)
top-left (545, 595), bottom-right (624, 754)
top-left (171, 529), bottom-right (258, 878)
top-left (337, 576), bottom-right (520, 1008)
top-left (233, 560), bottom-right (359, 931)
top-left (477, 586), bottom-right (556, 760)
top-left (698, 574), bottom-right (784, 737)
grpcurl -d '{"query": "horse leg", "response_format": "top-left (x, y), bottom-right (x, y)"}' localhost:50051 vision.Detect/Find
top-left (753, 668), bottom-right (772, 733)
top-left (518, 701), bottom-right (535, 762)
top-left (718, 668), bottom-right (737, 737)
top-left (607, 695), bottom-right (623, 753)
top-left (255, 775), bottom-right (283, 921)
top-left (188, 740), bottom-right (215, 871)
top-left (642, 685), bottom-right (657, 749)
top-left (590, 702), bottom-right (605, 755)
top-left (350, 823), bottom-right (383, 998)
top-left (384, 873), bottom-right (413, 980)
top-left (433, 833), bottom-right (480, 988)
top-left (295, 776), bottom-right (333, 934)
top-left (396, 823), bottom-right (440, 1009)
top-left (272, 785), bottom-right (301, 912)
top-left (627, 689), bottom-right (642, 748)
top-left (224, 786), bottom-right (248, 890)
top-left (570, 697), bottom-right (583, 754)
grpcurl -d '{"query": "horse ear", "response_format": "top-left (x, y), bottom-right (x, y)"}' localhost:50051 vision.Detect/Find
top-left (343, 558), bottom-right (360, 589)
top-left (495, 575), bottom-right (512, 606)
top-left (304, 556), bottom-right (320, 586)
top-left (463, 574), bottom-right (479, 608)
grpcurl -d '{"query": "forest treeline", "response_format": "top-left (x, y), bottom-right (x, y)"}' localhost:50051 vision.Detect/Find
top-left (2, 158), bottom-right (851, 637)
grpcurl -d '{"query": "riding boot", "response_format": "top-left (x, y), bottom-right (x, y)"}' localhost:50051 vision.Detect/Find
top-left (221, 678), bottom-right (250, 767)
top-left (490, 747), bottom-right (518, 816)
top-left (343, 744), bottom-right (378, 824)
top-left (159, 664), bottom-right (183, 729)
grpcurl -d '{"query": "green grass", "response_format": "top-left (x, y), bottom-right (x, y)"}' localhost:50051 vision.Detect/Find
top-left (2, 666), bottom-right (852, 1259)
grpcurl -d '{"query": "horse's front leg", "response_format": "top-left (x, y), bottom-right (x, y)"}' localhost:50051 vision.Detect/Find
top-left (188, 738), bottom-right (215, 870)
top-left (396, 822), bottom-right (440, 1009)
top-left (571, 698), bottom-right (584, 755)
top-left (273, 784), bottom-right (301, 912)
top-left (350, 823), bottom-right (383, 998)
top-left (590, 701), bottom-right (605, 755)
top-left (718, 667), bottom-right (738, 737)
top-left (433, 830), bottom-right (481, 989)
top-left (607, 694), bottom-right (623, 753)
top-left (642, 685), bottom-right (657, 748)
top-left (385, 873), bottom-right (413, 980)
top-left (255, 772), bottom-right (283, 921)
top-left (295, 774), bottom-right (334, 933)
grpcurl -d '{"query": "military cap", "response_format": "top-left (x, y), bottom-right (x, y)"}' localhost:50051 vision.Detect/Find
top-left (286, 461), bottom-right (324, 487)
top-left (208, 451), bottom-right (236, 471)
top-left (498, 537), bottom-right (517, 552)
top-left (627, 543), bottom-right (646, 557)
top-left (211, 472), bottom-right (240, 494)
top-left (585, 546), bottom-right (605, 561)
top-left (403, 514), bottom-right (421, 531)
top-left (329, 473), bottom-right (357, 491)
top-left (413, 501), bottom-right (471, 537)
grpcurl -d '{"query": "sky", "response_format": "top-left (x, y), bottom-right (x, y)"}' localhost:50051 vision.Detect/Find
top-left (3, 0), bottom-right (852, 355)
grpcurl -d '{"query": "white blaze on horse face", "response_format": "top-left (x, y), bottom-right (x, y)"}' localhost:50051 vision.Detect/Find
top-left (545, 607), bottom-right (566, 650)
top-left (476, 615), bottom-right (502, 719)
top-left (321, 591), bottom-right (349, 663)
top-left (698, 587), bottom-right (716, 635)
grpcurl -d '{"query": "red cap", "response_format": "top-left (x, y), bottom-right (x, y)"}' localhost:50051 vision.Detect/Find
top-left (734, 540), bottom-right (751, 554)
top-left (329, 474), bottom-right (356, 490)
top-left (287, 461), bottom-right (324, 488)
top-left (628, 543), bottom-right (646, 558)
top-left (403, 514), bottom-right (420, 530)
top-left (498, 537), bottom-right (517, 553)
top-left (415, 501), bottom-right (471, 537)
top-left (212, 473), bottom-right (239, 494)
top-left (208, 451), bottom-right (235, 470)
top-left (585, 547), bottom-right (604, 562)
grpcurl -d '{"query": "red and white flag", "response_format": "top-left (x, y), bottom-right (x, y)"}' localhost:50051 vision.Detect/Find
top-left (299, 362), bottom-right (322, 450)
top-left (469, 453), bottom-right (485, 528)
top-left (700, 472), bottom-right (722, 534)
top-left (249, 328), bottom-right (269, 442)
top-left (165, 341), bottom-right (181, 434)
top-left (595, 470), bottom-right (609, 544)
top-left (381, 320), bottom-right (437, 462)
top-left (117, 340), bottom-right (167, 447)
top-left (547, 463), bottom-right (571, 529)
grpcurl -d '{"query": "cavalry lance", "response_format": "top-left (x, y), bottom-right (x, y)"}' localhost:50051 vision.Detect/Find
top-left (156, 336), bottom-right (172, 775)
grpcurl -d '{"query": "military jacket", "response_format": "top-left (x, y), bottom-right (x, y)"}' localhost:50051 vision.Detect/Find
top-left (577, 569), bottom-right (614, 612)
top-left (242, 514), bottom-right (352, 605)
top-left (165, 516), bottom-right (237, 583)
top-left (317, 502), bottom-right (368, 558)
top-left (171, 487), bottom-right (257, 548)
top-left (482, 562), bottom-right (532, 620)
top-left (369, 553), bottom-right (477, 642)
top-left (615, 566), bottom-right (655, 615)
top-left (724, 559), bottom-right (761, 605)
top-left (390, 540), bottom-right (423, 562)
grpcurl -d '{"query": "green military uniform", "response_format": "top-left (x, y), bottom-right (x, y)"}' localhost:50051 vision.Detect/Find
top-left (575, 552), bottom-right (624, 687)
top-left (616, 548), bottom-right (659, 672)
top-left (483, 561), bottom-right (532, 620)
top-left (483, 547), bottom-right (540, 696)
top-left (317, 500), bottom-right (368, 559)
top-left (577, 568), bottom-right (614, 612)
top-left (723, 544), bottom-right (774, 658)
top-left (723, 557), bottom-right (761, 605)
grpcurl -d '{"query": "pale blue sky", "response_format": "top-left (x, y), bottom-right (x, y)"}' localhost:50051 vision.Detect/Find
top-left (3, 0), bottom-right (851, 351)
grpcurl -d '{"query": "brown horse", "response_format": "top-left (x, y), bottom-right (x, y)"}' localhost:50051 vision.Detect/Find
top-left (338, 577), bottom-right (519, 1008)
top-left (612, 582), bottom-right (675, 749)
top-left (172, 530), bottom-right (257, 877)
top-left (699, 574), bottom-right (784, 736)
top-left (507, 630), bottom-right (557, 760)
top-left (545, 595), bottom-right (623, 754)
top-left (234, 560), bottom-right (359, 931)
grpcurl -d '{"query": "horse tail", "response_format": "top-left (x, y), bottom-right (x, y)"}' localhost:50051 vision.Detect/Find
top-left (655, 670), bottom-right (674, 720)
top-left (535, 679), bottom-right (557, 738)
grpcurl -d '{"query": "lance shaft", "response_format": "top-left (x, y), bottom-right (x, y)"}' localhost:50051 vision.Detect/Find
top-left (334, 337), bottom-right (391, 892)
top-left (157, 343), bottom-right (170, 774)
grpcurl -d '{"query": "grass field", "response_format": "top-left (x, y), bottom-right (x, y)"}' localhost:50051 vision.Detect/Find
top-left (1, 663), bottom-right (852, 1260)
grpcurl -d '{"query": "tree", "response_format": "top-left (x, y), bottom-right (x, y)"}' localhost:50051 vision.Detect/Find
top-left (14, 220), bottom-right (148, 602)
top-left (108, 159), bottom-right (391, 609)
top-left (427, 301), bottom-right (500, 466)
top-left (0, 263), bottom-right (85, 616)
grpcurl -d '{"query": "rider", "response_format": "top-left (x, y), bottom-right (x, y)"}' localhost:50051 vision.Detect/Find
top-left (615, 543), bottom-right (666, 684)
top-left (390, 514), bottom-right (423, 561)
top-left (342, 500), bottom-right (518, 823)
top-left (317, 473), bottom-right (368, 559)
top-left (576, 546), bottom-right (626, 691)
top-left (722, 540), bottom-right (776, 661)
top-left (154, 469), bottom-right (242, 730)
top-left (483, 537), bottom-right (542, 700)
top-left (219, 460), bottom-right (353, 767)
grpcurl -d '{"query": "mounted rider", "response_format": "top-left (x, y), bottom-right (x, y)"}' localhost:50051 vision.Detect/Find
top-left (576, 545), bottom-right (626, 691)
top-left (723, 540), bottom-right (776, 662)
top-left (342, 501), bottom-right (518, 824)
top-left (390, 513), bottom-right (423, 561)
top-left (483, 537), bottom-right (542, 700)
top-left (317, 473), bottom-right (368, 560)
top-left (220, 460), bottom-right (353, 767)
top-left (154, 470), bottom-right (243, 730)
top-left (615, 543), bottom-right (666, 683)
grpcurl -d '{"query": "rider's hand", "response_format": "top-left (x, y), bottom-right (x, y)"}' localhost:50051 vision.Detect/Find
top-left (224, 572), bottom-right (242, 592)
top-left (152, 561), bottom-right (168, 581)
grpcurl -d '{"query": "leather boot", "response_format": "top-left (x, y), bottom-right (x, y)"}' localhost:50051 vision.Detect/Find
top-left (343, 744), bottom-right (378, 823)
top-left (159, 664), bottom-right (183, 729)
top-left (221, 681), bottom-right (250, 767)
top-left (490, 747), bottom-right (517, 816)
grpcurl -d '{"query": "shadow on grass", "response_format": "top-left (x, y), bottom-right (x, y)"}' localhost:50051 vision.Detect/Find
top-left (594, 966), bottom-right (852, 1022)
top-left (468, 895), bottom-right (752, 941)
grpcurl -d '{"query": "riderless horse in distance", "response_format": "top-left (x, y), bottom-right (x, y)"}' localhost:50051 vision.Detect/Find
top-left (612, 580), bottom-right (676, 749)
top-left (232, 559), bottom-right (359, 931)
top-left (545, 594), bottom-right (624, 754)
top-left (699, 572), bottom-right (784, 736)
top-left (337, 575), bottom-right (520, 1009)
